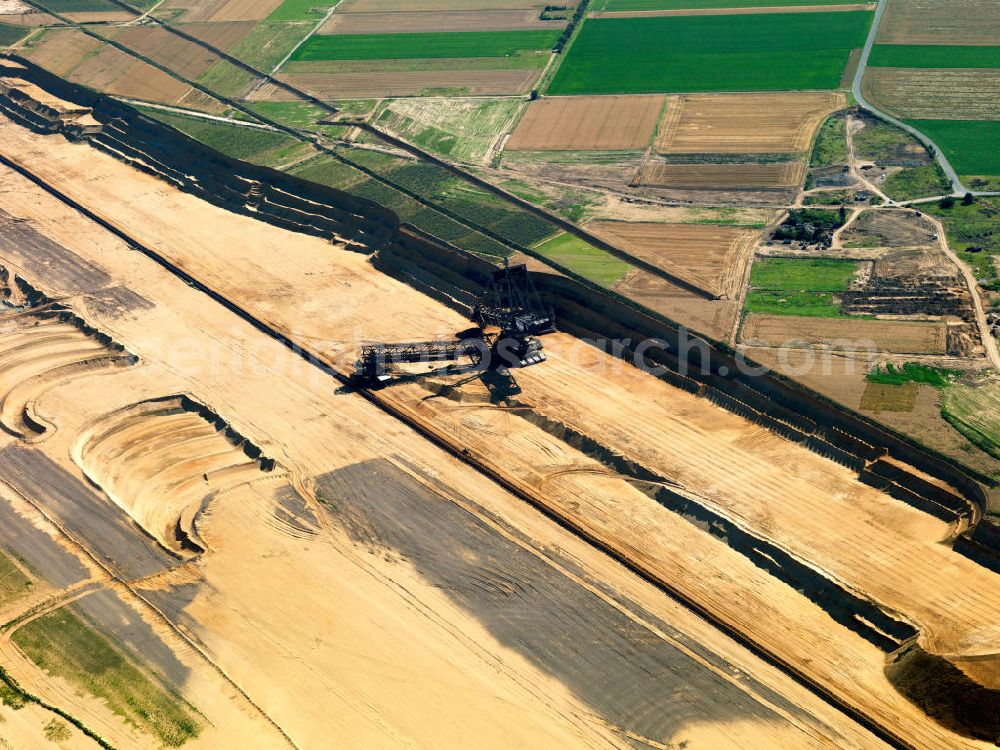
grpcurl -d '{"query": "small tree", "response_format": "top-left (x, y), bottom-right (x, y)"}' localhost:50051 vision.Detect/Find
top-left (939, 196), bottom-right (956, 209)
top-left (962, 192), bottom-right (975, 206)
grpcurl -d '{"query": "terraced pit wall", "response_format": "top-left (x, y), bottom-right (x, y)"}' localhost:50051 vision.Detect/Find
top-left (0, 56), bottom-right (399, 251)
top-left (3, 56), bottom-right (998, 569)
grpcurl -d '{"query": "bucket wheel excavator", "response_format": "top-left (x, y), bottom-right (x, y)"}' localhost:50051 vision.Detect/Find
top-left (351, 261), bottom-right (555, 390)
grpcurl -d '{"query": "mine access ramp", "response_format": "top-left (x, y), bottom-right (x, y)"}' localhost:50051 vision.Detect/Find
top-left (352, 261), bottom-right (554, 387)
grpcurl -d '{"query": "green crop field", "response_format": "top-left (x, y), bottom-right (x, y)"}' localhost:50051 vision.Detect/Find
top-left (291, 30), bottom-right (560, 61)
top-left (868, 44), bottom-right (1000, 69)
top-left (533, 233), bottom-right (631, 287)
top-left (0, 23), bottom-right (28, 47)
top-left (548, 12), bottom-right (872, 94)
top-left (268, 0), bottom-right (334, 21)
top-left (746, 257), bottom-right (857, 317)
top-left (906, 119), bottom-right (1000, 176)
top-left (601, 0), bottom-right (866, 9)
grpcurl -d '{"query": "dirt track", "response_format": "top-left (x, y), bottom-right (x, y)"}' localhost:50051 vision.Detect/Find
top-left (1, 111), bottom-right (999, 748)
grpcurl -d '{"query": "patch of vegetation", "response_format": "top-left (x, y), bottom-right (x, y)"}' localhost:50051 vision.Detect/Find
top-left (286, 154), bottom-right (512, 259)
top-left (810, 115), bottom-right (848, 169)
top-left (197, 60), bottom-right (256, 99)
top-left (291, 30), bottom-right (560, 61)
top-left (603, 0), bottom-right (865, 7)
top-left (547, 11), bottom-right (872, 94)
top-left (853, 116), bottom-right (927, 165)
top-left (12, 608), bottom-right (200, 747)
top-left (803, 189), bottom-right (876, 206)
top-left (141, 111), bottom-right (310, 167)
top-left (0, 23), bottom-right (29, 48)
top-left (242, 101), bottom-right (346, 137)
top-left (267, 0), bottom-right (333, 21)
top-left (881, 163), bottom-right (950, 201)
top-left (746, 257), bottom-right (857, 317)
top-left (533, 232), bottom-right (630, 286)
top-left (907, 119), bottom-right (1000, 176)
top-left (43, 719), bottom-right (73, 743)
top-left (867, 361), bottom-right (961, 388)
top-left (859, 381), bottom-right (918, 413)
top-left (221, 21), bottom-right (310, 71)
top-left (771, 208), bottom-right (845, 245)
top-left (942, 380), bottom-right (1000, 461)
top-left (0, 680), bottom-right (26, 710)
top-left (922, 196), bottom-right (1000, 289)
top-left (868, 44), bottom-right (1000, 69)
top-left (374, 98), bottom-right (523, 163)
top-left (0, 550), bottom-right (32, 607)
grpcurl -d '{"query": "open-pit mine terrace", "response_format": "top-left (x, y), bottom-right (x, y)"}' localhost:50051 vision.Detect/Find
top-left (0, 68), bottom-right (997, 750)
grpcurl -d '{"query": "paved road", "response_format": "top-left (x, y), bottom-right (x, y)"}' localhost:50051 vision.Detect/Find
top-left (851, 0), bottom-right (1000, 198)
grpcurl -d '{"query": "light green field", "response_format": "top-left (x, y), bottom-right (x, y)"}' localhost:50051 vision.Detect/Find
top-left (746, 257), bottom-right (857, 317)
top-left (942, 380), bottom-right (1000, 460)
top-left (374, 98), bottom-right (524, 164)
top-left (533, 232), bottom-right (631, 287)
top-left (12, 608), bottom-right (200, 747)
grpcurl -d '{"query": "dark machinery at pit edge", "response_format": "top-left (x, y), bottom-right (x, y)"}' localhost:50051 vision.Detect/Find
top-left (352, 261), bottom-right (555, 388)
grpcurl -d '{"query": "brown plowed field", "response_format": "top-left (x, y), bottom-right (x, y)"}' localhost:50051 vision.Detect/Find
top-left (637, 161), bottom-right (805, 190)
top-left (66, 44), bottom-right (193, 105)
top-left (742, 313), bottom-right (949, 354)
top-left (172, 20), bottom-right (256, 52)
top-left (597, 3), bottom-right (874, 17)
top-left (211, 0), bottom-right (283, 20)
top-left (863, 68), bottom-right (1000, 120)
top-left (154, 0), bottom-right (228, 22)
top-left (877, 0), bottom-right (1000, 45)
top-left (155, 0), bottom-right (280, 22)
top-left (506, 95), bottom-right (664, 151)
top-left (20, 29), bottom-right (102, 76)
top-left (589, 221), bottom-right (758, 298)
top-left (108, 26), bottom-right (223, 80)
top-left (253, 69), bottom-right (539, 98)
top-left (655, 92), bottom-right (846, 154)
top-left (321, 9), bottom-right (557, 33)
